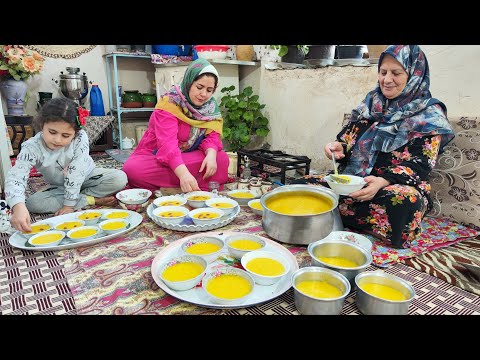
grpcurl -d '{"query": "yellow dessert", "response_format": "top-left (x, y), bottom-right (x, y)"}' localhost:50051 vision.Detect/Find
top-left (229, 239), bottom-right (262, 251)
top-left (69, 228), bottom-right (97, 239)
top-left (56, 221), bottom-right (84, 231)
top-left (101, 221), bottom-right (126, 231)
top-left (78, 212), bottom-right (102, 220)
top-left (192, 212), bottom-right (220, 220)
top-left (360, 283), bottom-right (408, 301)
top-left (246, 257), bottom-right (285, 276)
top-left (230, 192), bottom-right (254, 199)
top-left (188, 195), bottom-right (210, 201)
top-left (22, 223), bottom-right (51, 235)
top-left (185, 242), bottom-right (221, 255)
top-left (296, 280), bottom-right (343, 299)
top-left (30, 233), bottom-right (63, 245)
top-left (105, 211), bottom-right (129, 219)
top-left (159, 200), bottom-right (183, 206)
top-left (250, 201), bottom-right (263, 210)
top-left (210, 202), bottom-right (234, 209)
top-left (162, 262), bottom-right (204, 282)
top-left (265, 191), bottom-right (333, 215)
top-left (317, 256), bottom-right (358, 268)
top-left (206, 274), bottom-right (252, 299)
top-left (158, 211), bottom-right (185, 218)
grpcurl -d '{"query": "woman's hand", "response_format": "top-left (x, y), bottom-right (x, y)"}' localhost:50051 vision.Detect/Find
top-left (349, 176), bottom-right (391, 202)
top-left (200, 149), bottom-right (218, 180)
top-left (55, 205), bottom-right (74, 216)
top-left (325, 142), bottom-right (345, 160)
top-left (174, 164), bottom-right (201, 192)
top-left (10, 203), bottom-right (32, 233)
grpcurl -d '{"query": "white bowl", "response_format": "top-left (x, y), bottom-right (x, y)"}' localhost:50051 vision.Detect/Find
top-left (98, 219), bottom-right (129, 235)
top-left (227, 189), bottom-right (258, 205)
top-left (28, 230), bottom-right (66, 247)
top-left (20, 222), bottom-right (54, 239)
top-left (205, 197), bottom-right (238, 216)
top-left (324, 174), bottom-right (366, 196)
top-left (202, 267), bottom-right (255, 305)
top-left (153, 206), bottom-right (189, 224)
top-left (159, 254), bottom-right (207, 291)
top-left (116, 188), bottom-right (152, 205)
top-left (241, 250), bottom-right (290, 286)
top-left (188, 207), bottom-right (225, 226)
top-left (224, 233), bottom-right (266, 259)
top-left (54, 220), bottom-right (85, 233)
top-left (118, 198), bottom-right (150, 213)
top-left (185, 191), bottom-right (215, 208)
top-left (322, 230), bottom-right (373, 252)
top-left (102, 209), bottom-right (131, 220)
top-left (180, 236), bottom-right (224, 263)
top-left (247, 199), bottom-right (263, 216)
top-left (153, 195), bottom-right (187, 208)
top-left (66, 226), bottom-right (101, 242)
top-left (76, 210), bottom-right (103, 225)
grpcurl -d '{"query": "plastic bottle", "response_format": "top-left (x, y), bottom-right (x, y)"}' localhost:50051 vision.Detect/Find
top-left (90, 83), bottom-right (105, 116)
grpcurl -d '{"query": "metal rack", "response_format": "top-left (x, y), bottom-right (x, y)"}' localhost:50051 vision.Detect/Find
top-left (104, 53), bottom-right (155, 149)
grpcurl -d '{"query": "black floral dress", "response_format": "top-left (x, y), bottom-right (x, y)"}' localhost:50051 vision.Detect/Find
top-left (292, 118), bottom-right (442, 249)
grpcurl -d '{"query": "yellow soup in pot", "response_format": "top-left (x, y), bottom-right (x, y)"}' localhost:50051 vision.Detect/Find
top-left (78, 212), bottom-right (102, 220)
top-left (158, 211), bottom-right (185, 218)
top-left (105, 211), bottom-right (129, 219)
top-left (317, 256), bottom-right (358, 268)
top-left (265, 191), bottom-right (333, 215)
top-left (206, 274), bottom-right (252, 299)
top-left (162, 262), bottom-right (204, 282)
top-left (246, 258), bottom-right (285, 276)
top-left (69, 229), bottom-right (97, 239)
top-left (229, 239), bottom-right (262, 250)
top-left (210, 202), bottom-right (234, 209)
top-left (56, 221), bottom-right (84, 231)
top-left (101, 221), bottom-right (126, 231)
top-left (30, 233), bottom-right (63, 245)
top-left (192, 212), bottom-right (220, 220)
top-left (188, 195), bottom-right (210, 201)
top-left (230, 192), bottom-right (255, 199)
top-left (23, 224), bottom-right (51, 234)
top-left (186, 243), bottom-right (222, 255)
top-left (250, 201), bottom-right (263, 210)
top-left (360, 283), bottom-right (408, 301)
top-left (159, 200), bottom-right (183, 206)
top-left (296, 280), bottom-right (343, 299)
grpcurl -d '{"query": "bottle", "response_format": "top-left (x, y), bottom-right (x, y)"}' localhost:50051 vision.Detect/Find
top-left (242, 156), bottom-right (251, 180)
top-left (90, 83), bottom-right (105, 116)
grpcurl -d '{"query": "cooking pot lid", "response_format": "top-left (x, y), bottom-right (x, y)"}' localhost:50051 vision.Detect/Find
top-left (59, 73), bottom-right (88, 80)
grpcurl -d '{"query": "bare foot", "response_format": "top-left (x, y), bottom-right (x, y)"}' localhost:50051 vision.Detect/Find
top-left (94, 196), bottom-right (117, 207)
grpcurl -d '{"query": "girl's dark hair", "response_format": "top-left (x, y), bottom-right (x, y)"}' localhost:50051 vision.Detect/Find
top-left (32, 97), bottom-right (81, 132)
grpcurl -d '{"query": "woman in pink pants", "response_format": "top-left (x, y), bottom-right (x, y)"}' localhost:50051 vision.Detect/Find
top-left (123, 59), bottom-right (229, 192)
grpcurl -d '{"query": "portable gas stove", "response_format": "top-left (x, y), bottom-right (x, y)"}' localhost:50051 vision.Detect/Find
top-left (236, 149), bottom-right (311, 185)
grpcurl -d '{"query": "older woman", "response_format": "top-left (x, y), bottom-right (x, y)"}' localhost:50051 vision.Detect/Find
top-left (123, 59), bottom-right (229, 193)
top-left (293, 45), bottom-right (455, 249)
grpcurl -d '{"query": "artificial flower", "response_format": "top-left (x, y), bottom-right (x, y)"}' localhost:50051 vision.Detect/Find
top-left (0, 45), bottom-right (45, 80)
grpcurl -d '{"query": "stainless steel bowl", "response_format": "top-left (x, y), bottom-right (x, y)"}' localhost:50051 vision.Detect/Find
top-left (261, 185), bottom-right (343, 245)
top-left (292, 266), bottom-right (350, 315)
top-left (355, 271), bottom-right (415, 315)
top-left (307, 239), bottom-right (372, 287)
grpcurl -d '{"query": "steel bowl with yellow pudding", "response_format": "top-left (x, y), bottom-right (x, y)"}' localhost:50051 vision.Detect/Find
top-left (205, 197), bottom-right (238, 216)
top-left (55, 220), bottom-right (85, 233)
top-left (28, 230), bottom-right (66, 247)
top-left (153, 206), bottom-right (189, 224)
top-left (21, 222), bottom-right (54, 239)
top-left (98, 219), bottom-right (129, 235)
top-left (66, 226), bottom-right (101, 242)
top-left (202, 267), bottom-right (255, 305)
top-left (188, 208), bottom-right (225, 226)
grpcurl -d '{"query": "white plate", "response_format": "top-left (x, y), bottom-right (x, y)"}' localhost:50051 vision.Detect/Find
top-left (151, 231), bottom-right (299, 309)
top-left (8, 209), bottom-right (143, 251)
top-left (147, 202), bottom-right (240, 232)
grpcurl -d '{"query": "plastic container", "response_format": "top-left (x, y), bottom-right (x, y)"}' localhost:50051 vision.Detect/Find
top-left (152, 45), bottom-right (192, 56)
top-left (90, 84), bottom-right (105, 116)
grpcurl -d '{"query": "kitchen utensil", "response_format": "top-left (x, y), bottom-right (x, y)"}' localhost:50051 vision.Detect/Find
top-left (329, 143), bottom-right (351, 184)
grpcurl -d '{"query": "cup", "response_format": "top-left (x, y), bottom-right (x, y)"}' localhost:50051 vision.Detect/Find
top-left (238, 179), bottom-right (250, 190)
top-left (261, 181), bottom-right (273, 194)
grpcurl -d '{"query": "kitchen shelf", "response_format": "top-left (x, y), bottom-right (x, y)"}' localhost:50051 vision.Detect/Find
top-left (104, 53), bottom-right (155, 149)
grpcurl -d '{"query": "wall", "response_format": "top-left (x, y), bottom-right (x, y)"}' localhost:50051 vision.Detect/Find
top-left (241, 45), bottom-right (480, 172)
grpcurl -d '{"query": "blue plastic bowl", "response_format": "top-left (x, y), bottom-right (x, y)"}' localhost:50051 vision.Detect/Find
top-left (152, 45), bottom-right (192, 56)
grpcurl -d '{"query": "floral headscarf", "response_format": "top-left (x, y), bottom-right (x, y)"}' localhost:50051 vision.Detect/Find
top-left (343, 45), bottom-right (455, 176)
top-left (155, 58), bottom-right (223, 152)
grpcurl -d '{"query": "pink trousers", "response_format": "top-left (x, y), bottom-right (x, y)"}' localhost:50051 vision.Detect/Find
top-left (123, 150), bottom-right (230, 191)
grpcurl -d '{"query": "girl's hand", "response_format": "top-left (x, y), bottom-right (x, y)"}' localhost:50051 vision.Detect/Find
top-left (325, 142), bottom-right (345, 160)
top-left (10, 203), bottom-right (32, 233)
top-left (349, 176), bottom-right (391, 201)
top-left (55, 205), bottom-right (74, 216)
top-left (200, 150), bottom-right (218, 180)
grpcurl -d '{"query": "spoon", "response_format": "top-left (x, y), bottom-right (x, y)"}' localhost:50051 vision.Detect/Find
top-left (328, 143), bottom-right (350, 184)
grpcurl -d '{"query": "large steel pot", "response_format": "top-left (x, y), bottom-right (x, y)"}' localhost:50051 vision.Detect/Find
top-left (261, 185), bottom-right (343, 245)
top-left (57, 67), bottom-right (89, 103)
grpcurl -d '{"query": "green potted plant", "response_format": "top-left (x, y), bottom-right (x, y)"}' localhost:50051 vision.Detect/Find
top-left (220, 85), bottom-right (270, 153)
top-left (270, 45), bottom-right (309, 63)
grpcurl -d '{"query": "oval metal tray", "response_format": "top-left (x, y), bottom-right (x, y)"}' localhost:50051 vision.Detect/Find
top-left (146, 203), bottom-right (240, 232)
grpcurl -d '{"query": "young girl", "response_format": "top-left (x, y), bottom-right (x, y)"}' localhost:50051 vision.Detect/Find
top-left (5, 97), bottom-right (128, 233)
